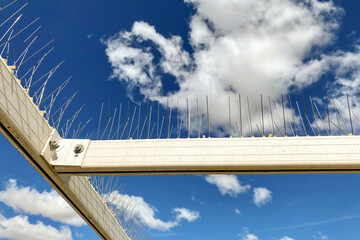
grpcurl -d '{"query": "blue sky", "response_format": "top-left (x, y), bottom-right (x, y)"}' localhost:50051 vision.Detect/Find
top-left (1, 0), bottom-right (360, 239)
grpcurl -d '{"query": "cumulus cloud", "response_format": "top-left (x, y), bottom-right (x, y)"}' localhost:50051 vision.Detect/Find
top-left (0, 213), bottom-right (72, 240)
top-left (101, 0), bottom-right (360, 136)
top-left (238, 228), bottom-right (259, 240)
top-left (234, 208), bottom-right (241, 215)
top-left (75, 232), bottom-right (84, 238)
top-left (253, 187), bottom-right (272, 207)
top-left (173, 208), bottom-right (200, 222)
top-left (0, 179), bottom-right (85, 226)
top-left (244, 233), bottom-right (259, 240)
top-left (239, 228), bottom-right (294, 240)
top-left (314, 231), bottom-right (329, 240)
top-left (123, 194), bottom-right (177, 231)
top-left (205, 175), bottom-right (251, 197)
top-left (280, 237), bottom-right (295, 240)
top-left (111, 193), bottom-right (199, 231)
top-left (315, 47), bottom-right (360, 133)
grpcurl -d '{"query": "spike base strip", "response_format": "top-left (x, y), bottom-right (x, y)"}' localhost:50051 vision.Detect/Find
top-left (0, 57), bottom-right (129, 240)
top-left (51, 136), bottom-right (360, 175)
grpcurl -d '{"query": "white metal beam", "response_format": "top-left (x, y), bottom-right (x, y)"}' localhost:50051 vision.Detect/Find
top-left (49, 136), bottom-right (360, 175)
top-left (0, 57), bottom-right (129, 240)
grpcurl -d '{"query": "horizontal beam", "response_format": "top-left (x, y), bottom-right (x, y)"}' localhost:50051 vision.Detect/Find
top-left (51, 136), bottom-right (360, 175)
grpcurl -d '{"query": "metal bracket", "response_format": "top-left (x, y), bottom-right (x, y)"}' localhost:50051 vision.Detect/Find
top-left (41, 129), bottom-right (90, 167)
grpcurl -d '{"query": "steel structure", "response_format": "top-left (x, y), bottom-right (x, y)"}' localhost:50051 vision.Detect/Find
top-left (49, 136), bottom-right (360, 175)
top-left (1, 45), bottom-right (360, 239)
top-left (0, 57), bottom-right (130, 240)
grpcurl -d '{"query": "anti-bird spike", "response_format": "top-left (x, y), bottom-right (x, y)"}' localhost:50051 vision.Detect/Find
top-left (88, 176), bottom-right (149, 240)
top-left (229, 96), bottom-right (232, 137)
top-left (0, 0), bottom-right (18, 13)
top-left (0, 3), bottom-right (27, 29)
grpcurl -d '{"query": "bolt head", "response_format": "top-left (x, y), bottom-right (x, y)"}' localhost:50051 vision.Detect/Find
top-left (74, 144), bottom-right (84, 154)
top-left (49, 141), bottom-right (60, 151)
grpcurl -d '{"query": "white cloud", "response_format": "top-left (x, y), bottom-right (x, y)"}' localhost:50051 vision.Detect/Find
top-left (205, 175), bottom-right (251, 197)
top-left (314, 231), bottom-right (329, 240)
top-left (103, 0), bottom-right (352, 135)
top-left (0, 179), bottom-right (85, 226)
top-left (104, 33), bottom-right (157, 91)
top-left (75, 232), bottom-right (84, 238)
top-left (253, 187), bottom-right (272, 207)
top-left (244, 233), bottom-right (259, 240)
top-left (112, 193), bottom-right (199, 231)
top-left (124, 194), bottom-right (177, 231)
top-left (234, 208), bottom-right (241, 215)
top-left (289, 45), bottom-right (360, 135)
top-left (0, 213), bottom-right (72, 240)
top-left (238, 228), bottom-right (258, 240)
top-left (280, 237), bottom-right (295, 240)
top-left (319, 47), bottom-right (360, 133)
top-left (173, 208), bottom-right (200, 222)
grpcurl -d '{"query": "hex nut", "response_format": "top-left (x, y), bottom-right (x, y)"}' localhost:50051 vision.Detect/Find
top-left (49, 141), bottom-right (60, 151)
top-left (74, 144), bottom-right (84, 154)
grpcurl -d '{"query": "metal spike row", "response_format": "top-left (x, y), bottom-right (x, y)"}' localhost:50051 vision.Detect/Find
top-left (91, 94), bottom-right (358, 141)
top-left (88, 176), bottom-right (149, 240)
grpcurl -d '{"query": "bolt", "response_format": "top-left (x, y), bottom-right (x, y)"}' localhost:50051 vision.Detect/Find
top-left (49, 141), bottom-right (60, 151)
top-left (74, 144), bottom-right (84, 154)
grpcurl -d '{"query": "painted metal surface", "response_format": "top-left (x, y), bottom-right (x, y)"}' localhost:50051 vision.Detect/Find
top-left (51, 136), bottom-right (360, 175)
top-left (0, 57), bottom-right (129, 240)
